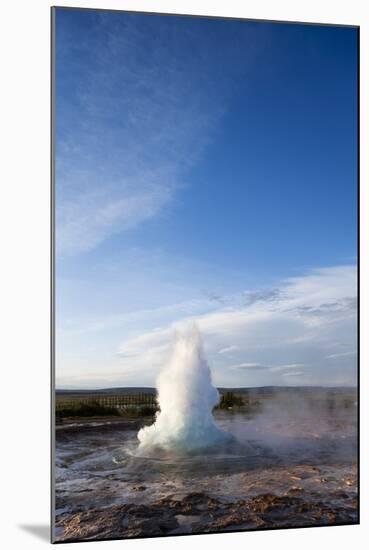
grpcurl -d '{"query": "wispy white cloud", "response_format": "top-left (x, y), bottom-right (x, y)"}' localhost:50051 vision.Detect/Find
top-left (269, 364), bottom-right (305, 372)
top-left (57, 182), bottom-right (173, 255)
top-left (326, 351), bottom-right (357, 359)
top-left (230, 362), bottom-right (306, 373)
top-left (89, 264), bottom-right (357, 388)
top-left (218, 345), bottom-right (239, 355)
top-left (230, 363), bottom-right (269, 371)
top-left (57, 264), bottom-right (357, 388)
top-left (56, 15), bottom-right (248, 256)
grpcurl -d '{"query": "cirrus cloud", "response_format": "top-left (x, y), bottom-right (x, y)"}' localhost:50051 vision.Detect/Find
top-left (107, 265), bottom-right (357, 388)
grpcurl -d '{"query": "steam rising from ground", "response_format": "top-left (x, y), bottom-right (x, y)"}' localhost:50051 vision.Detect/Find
top-left (138, 325), bottom-right (231, 453)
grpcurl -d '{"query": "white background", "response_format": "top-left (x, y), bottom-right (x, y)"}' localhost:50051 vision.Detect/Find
top-left (0, 0), bottom-right (367, 548)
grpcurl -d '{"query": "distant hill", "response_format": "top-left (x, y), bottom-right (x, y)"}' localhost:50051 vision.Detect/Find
top-left (55, 387), bottom-right (157, 396)
top-left (55, 385), bottom-right (356, 398)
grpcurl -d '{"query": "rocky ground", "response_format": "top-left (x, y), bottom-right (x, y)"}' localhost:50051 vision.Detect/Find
top-left (54, 411), bottom-right (358, 542)
top-left (55, 462), bottom-right (357, 541)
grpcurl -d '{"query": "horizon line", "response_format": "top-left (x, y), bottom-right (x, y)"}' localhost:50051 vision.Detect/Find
top-left (55, 383), bottom-right (357, 392)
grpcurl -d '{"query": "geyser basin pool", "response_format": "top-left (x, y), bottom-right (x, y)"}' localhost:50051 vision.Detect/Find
top-left (114, 437), bottom-right (260, 478)
top-left (137, 326), bottom-right (233, 453)
top-left (55, 402), bottom-right (357, 542)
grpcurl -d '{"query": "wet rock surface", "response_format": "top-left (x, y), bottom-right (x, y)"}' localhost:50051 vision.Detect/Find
top-left (57, 483), bottom-right (357, 541)
top-left (54, 411), bottom-right (358, 541)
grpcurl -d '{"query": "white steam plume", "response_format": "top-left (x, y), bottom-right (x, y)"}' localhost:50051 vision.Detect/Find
top-left (137, 324), bottom-right (230, 452)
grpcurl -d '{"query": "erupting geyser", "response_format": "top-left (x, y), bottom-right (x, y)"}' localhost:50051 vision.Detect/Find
top-left (137, 325), bottom-right (231, 453)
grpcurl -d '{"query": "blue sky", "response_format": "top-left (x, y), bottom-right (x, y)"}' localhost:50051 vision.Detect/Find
top-left (55, 9), bottom-right (358, 388)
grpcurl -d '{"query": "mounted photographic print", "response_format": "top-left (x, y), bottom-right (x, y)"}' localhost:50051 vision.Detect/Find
top-left (51, 6), bottom-right (359, 543)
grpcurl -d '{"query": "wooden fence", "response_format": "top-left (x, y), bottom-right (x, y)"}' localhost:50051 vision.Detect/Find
top-left (55, 392), bottom-right (157, 411)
